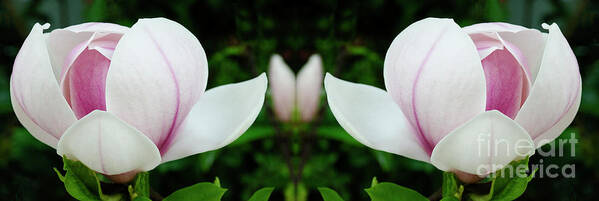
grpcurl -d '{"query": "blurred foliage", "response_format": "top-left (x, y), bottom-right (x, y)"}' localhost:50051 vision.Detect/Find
top-left (0, 0), bottom-right (598, 200)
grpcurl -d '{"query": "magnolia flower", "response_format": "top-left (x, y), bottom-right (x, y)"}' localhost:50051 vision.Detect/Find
top-left (11, 18), bottom-right (267, 181)
top-left (325, 18), bottom-right (580, 178)
top-left (268, 54), bottom-right (323, 122)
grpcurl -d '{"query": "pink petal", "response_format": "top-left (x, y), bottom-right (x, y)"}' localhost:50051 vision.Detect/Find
top-left (296, 54), bottom-right (323, 122)
top-left (481, 49), bottom-right (525, 119)
top-left (66, 49), bottom-right (111, 119)
top-left (468, 32), bottom-right (533, 108)
top-left (60, 34), bottom-right (121, 108)
top-left (10, 23), bottom-right (77, 148)
top-left (46, 24), bottom-right (127, 81)
top-left (105, 18), bottom-right (208, 153)
top-left (268, 54), bottom-right (296, 122)
top-left (384, 18), bottom-right (486, 154)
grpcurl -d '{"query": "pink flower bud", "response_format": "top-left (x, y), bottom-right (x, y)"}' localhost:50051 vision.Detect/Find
top-left (268, 54), bottom-right (323, 122)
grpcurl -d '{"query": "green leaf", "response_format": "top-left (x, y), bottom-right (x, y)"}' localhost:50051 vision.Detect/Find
top-left (214, 177), bottom-right (221, 187)
top-left (442, 172), bottom-right (463, 200)
top-left (63, 169), bottom-right (102, 201)
top-left (365, 182), bottom-right (428, 201)
top-left (132, 197), bottom-right (152, 201)
top-left (440, 197), bottom-right (460, 201)
top-left (163, 182), bottom-right (227, 201)
top-left (317, 187), bottom-right (345, 201)
top-left (54, 167), bottom-right (65, 182)
top-left (247, 187), bottom-right (274, 201)
top-left (370, 177), bottom-right (378, 187)
top-left (58, 157), bottom-right (102, 201)
top-left (129, 172), bottom-right (150, 199)
top-left (56, 158), bottom-right (128, 201)
top-left (63, 157), bottom-right (100, 190)
top-left (467, 157), bottom-right (535, 201)
top-left (489, 158), bottom-right (536, 201)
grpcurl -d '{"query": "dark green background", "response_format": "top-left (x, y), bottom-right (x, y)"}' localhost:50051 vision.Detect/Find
top-left (0, 0), bottom-right (597, 200)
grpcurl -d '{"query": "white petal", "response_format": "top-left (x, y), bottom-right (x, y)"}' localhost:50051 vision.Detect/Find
top-left (431, 111), bottom-right (535, 175)
top-left (383, 18), bottom-right (486, 151)
top-left (296, 54), bottom-right (324, 122)
top-left (268, 54), bottom-right (296, 121)
top-left (10, 23), bottom-right (77, 148)
top-left (462, 22), bottom-right (528, 34)
top-left (56, 111), bottom-right (161, 175)
top-left (65, 22), bottom-right (129, 33)
top-left (106, 18), bottom-right (208, 150)
top-left (45, 30), bottom-right (93, 81)
top-left (498, 29), bottom-right (547, 83)
top-left (47, 22), bottom-right (128, 81)
top-left (515, 23), bottom-right (581, 147)
top-left (161, 74), bottom-right (267, 163)
top-left (324, 74), bottom-right (429, 162)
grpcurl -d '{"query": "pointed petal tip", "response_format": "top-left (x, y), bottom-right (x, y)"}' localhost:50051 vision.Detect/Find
top-left (542, 23), bottom-right (551, 30)
top-left (161, 74), bottom-right (268, 163)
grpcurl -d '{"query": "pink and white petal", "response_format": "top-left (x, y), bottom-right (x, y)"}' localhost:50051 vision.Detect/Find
top-left (66, 49), bottom-right (111, 119)
top-left (296, 54), bottom-right (324, 122)
top-left (268, 54), bottom-right (296, 121)
top-left (431, 111), bottom-right (534, 176)
top-left (514, 23), bottom-right (581, 148)
top-left (106, 18), bottom-right (208, 151)
top-left (65, 22), bottom-right (129, 34)
top-left (59, 33), bottom-right (121, 105)
top-left (384, 18), bottom-right (486, 153)
top-left (498, 29), bottom-right (547, 82)
top-left (45, 29), bottom-right (93, 81)
top-left (10, 91), bottom-right (57, 148)
top-left (481, 49), bottom-right (526, 119)
top-left (162, 74), bottom-right (267, 163)
top-left (533, 85), bottom-right (580, 147)
top-left (462, 22), bottom-right (528, 34)
top-left (56, 111), bottom-right (161, 175)
top-left (325, 74), bottom-right (429, 162)
top-left (10, 23), bottom-right (77, 148)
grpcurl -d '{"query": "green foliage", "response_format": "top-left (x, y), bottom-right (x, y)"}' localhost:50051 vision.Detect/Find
top-left (54, 157), bottom-right (125, 201)
top-left (130, 172), bottom-right (150, 199)
top-left (364, 178), bottom-right (429, 201)
top-left (441, 157), bottom-right (535, 201)
top-left (317, 187), bottom-right (345, 201)
top-left (162, 181), bottom-right (227, 201)
top-left (247, 187), bottom-right (274, 201)
top-left (442, 172), bottom-right (463, 200)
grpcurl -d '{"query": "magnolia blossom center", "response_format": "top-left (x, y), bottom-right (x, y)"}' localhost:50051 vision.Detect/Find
top-left (471, 33), bottom-right (529, 119)
top-left (63, 34), bottom-right (121, 119)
